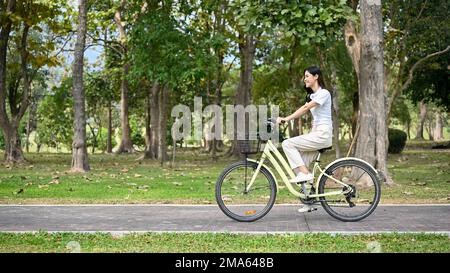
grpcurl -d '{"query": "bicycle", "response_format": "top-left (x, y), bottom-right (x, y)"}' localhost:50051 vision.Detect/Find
top-left (215, 119), bottom-right (381, 222)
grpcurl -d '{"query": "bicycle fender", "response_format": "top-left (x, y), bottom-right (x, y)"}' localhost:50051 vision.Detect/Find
top-left (246, 158), bottom-right (280, 192)
top-left (317, 157), bottom-right (380, 183)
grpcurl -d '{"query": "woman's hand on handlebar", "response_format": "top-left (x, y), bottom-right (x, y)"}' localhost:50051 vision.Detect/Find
top-left (276, 117), bottom-right (288, 125)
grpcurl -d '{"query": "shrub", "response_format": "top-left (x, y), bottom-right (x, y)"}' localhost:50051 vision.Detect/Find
top-left (388, 128), bottom-right (407, 154)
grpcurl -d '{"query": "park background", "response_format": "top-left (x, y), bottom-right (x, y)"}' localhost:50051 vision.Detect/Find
top-left (0, 0), bottom-right (449, 252)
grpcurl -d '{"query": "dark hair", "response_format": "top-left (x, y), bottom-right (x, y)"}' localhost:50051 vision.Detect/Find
top-left (303, 66), bottom-right (326, 103)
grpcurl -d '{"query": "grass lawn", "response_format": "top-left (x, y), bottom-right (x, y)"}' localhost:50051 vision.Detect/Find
top-left (0, 143), bottom-right (449, 204)
top-left (0, 232), bottom-right (448, 253)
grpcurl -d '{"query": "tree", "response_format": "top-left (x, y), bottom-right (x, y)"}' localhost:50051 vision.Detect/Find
top-left (113, 0), bottom-right (134, 153)
top-left (231, 0), bottom-right (354, 157)
top-left (35, 76), bottom-right (74, 151)
top-left (129, 1), bottom-right (195, 163)
top-left (0, 0), bottom-right (67, 162)
top-left (383, 0), bottom-right (450, 117)
top-left (343, 0), bottom-right (360, 139)
top-left (354, 0), bottom-right (391, 184)
top-left (71, 0), bottom-right (89, 172)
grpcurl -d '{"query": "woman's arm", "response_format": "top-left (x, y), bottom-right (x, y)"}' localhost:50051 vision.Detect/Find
top-left (277, 101), bottom-right (319, 124)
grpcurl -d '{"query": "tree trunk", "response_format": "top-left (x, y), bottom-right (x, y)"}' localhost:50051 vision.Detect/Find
top-left (4, 126), bottom-right (24, 162)
top-left (106, 101), bottom-right (113, 153)
top-left (330, 67), bottom-right (342, 158)
top-left (426, 117), bottom-right (433, 141)
top-left (406, 119), bottom-right (411, 140)
top-left (159, 84), bottom-right (169, 165)
top-left (415, 100), bottom-right (426, 140)
top-left (144, 84), bottom-right (152, 158)
top-left (114, 0), bottom-right (134, 154)
top-left (145, 82), bottom-right (160, 159)
top-left (0, 1), bottom-right (32, 163)
top-left (71, 0), bottom-right (90, 172)
top-left (116, 63), bottom-right (134, 153)
top-left (355, 0), bottom-right (392, 185)
top-left (433, 112), bottom-right (443, 140)
top-left (25, 114), bottom-right (31, 153)
top-left (344, 16), bottom-right (361, 145)
top-left (0, 0), bottom-right (16, 154)
top-left (231, 34), bottom-right (256, 157)
top-left (344, 20), bottom-right (361, 81)
top-left (209, 55), bottom-right (223, 158)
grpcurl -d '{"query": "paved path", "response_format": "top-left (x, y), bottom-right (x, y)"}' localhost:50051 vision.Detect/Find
top-left (0, 204), bottom-right (449, 234)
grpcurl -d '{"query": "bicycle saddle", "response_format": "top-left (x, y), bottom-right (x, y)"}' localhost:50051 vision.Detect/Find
top-left (318, 146), bottom-right (332, 153)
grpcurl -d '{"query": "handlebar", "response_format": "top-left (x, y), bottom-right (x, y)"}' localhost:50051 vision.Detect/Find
top-left (265, 118), bottom-right (286, 125)
top-left (264, 118), bottom-right (286, 134)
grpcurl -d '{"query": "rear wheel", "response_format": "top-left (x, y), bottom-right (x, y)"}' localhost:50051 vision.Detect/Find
top-left (215, 160), bottom-right (277, 222)
top-left (318, 159), bottom-right (381, 222)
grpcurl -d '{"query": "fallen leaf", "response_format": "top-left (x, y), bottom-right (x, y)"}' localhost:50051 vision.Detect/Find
top-left (402, 191), bottom-right (414, 196)
top-left (173, 182), bottom-right (183, 186)
top-left (48, 179), bottom-right (60, 185)
top-left (222, 195), bottom-right (232, 202)
top-left (121, 168), bottom-right (129, 173)
top-left (38, 185), bottom-right (49, 189)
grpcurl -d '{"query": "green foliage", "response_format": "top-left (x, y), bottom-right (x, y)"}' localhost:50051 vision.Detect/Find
top-left (383, 0), bottom-right (450, 110)
top-left (405, 55), bottom-right (450, 111)
top-left (87, 127), bottom-right (116, 153)
top-left (35, 76), bottom-right (73, 150)
top-left (129, 115), bottom-right (145, 149)
top-left (231, 0), bottom-right (355, 43)
top-left (129, 7), bottom-right (195, 88)
top-left (388, 128), bottom-right (407, 154)
top-left (391, 96), bottom-right (412, 127)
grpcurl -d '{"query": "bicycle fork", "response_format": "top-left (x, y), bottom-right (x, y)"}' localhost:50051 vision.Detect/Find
top-left (245, 155), bottom-right (267, 193)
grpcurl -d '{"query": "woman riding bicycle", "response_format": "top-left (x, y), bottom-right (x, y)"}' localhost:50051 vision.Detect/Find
top-left (276, 66), bottom-right (333, 213)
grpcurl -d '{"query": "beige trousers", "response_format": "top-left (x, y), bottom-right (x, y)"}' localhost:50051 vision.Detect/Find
top-left (281, 124), bottom-right (332, 169)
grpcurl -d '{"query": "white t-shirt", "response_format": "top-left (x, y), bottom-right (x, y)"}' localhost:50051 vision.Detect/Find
top-left (309, 88), bottom-right (332, 127)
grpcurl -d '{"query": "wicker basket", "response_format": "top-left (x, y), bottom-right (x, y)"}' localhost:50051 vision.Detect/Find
top-left (238, 133), bottom-right (261, 154)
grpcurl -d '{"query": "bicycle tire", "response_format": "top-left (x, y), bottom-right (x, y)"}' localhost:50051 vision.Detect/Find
top-left (215, 160), bottom-right (277, 222)
top-left (318, 159), bottom-right (381, 222)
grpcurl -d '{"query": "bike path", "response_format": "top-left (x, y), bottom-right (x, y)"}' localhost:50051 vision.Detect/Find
top-left (0, 204), bottom-right (449, 234)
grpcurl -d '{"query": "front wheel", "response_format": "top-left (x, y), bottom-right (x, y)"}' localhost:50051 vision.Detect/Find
top-left (215, 160), bottom-right (277, 222)
top-left (318, 159), bottom-right (381, 222)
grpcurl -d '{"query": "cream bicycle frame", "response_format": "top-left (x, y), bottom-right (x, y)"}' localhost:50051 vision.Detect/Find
top-left (245, 139), bottom-right (353, 199)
